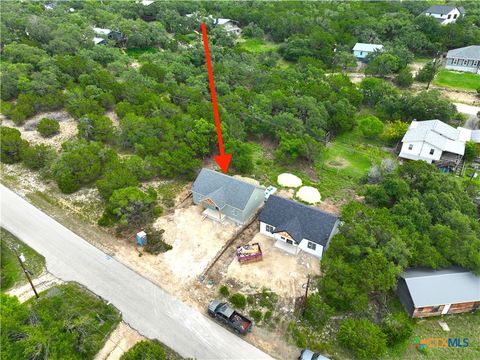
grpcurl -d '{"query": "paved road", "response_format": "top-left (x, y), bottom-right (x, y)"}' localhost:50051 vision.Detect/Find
top-left (0, 185), bottom-right (272, 360)
top-left (455, 102), bottom-right (480, 130)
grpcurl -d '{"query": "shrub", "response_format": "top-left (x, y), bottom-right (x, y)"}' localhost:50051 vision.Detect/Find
top-left (263, 310), bottom-right (272, 322)
top-left (229, 293), bottom-right (247, 310)
top-left (464, 141), bottom-right (479, 162)
top-left (22, 144), bottom-right (56, 170)
top-left (338, 318), bottom-right (387, 360)
top-left (121, 340), bottom-right (166, 360)
top-left (0, 126), bottom-right (29, 164)
top-left (258, 288), bottom-right (279, 310)
top-left (382, 311), bottom-right (414, 346)
top-left (78, 114), bottom-right (113, 142)
top-left (358, 115), bottom-right (384, 138)
top-left (249, 309), bottom-right (262, 323)
top-left (382, 120), bottom-right (409, 144)
top-left (143, 228), bottom-right (171, 255)
top-left (37, 118), bottom-right (60, 138)
top-left (219, 285), bottom-right (230, 297)
top-left (394, 68), bottom-right (413, 88)
top-left (302, 293), bottom-right (334, 329)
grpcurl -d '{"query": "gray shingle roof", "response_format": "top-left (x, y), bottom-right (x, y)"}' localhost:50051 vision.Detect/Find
top-left (425, 5), bottom-right (455, 14)
top-left (400, 268), bottom-right (480, 308)
top-left (446, 46), bottom-right (480, 60)
top-left (259, 195), bottom-right (338, 246)
top-left (191, 168), bottom-right (261, 210)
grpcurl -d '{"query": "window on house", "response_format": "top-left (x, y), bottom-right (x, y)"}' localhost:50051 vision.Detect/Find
top-left (360, 51), bottom-right (363, 55)
top-left (463, 59), bottom-right (469, 66)
top-left (452, 58), bottom-right (459, 65)
top-left (408, 144), bottom-right (413, 150)
top-left (432, 306), bottom-right (441, 312)
top-left (454, 14), bottom-right (458, 18)
top-left (448, 14), bottom-right (451, 19)
top-left (266, 224), bottom-right (274, 233)
top-left (307, 242), bottom-right (316, 250)
top-left (430, 148), bottom-right (435, 155)
top-left (473, 60), bottom-right (478, 67)
top-left (286, 239), bottom-right (294, 245)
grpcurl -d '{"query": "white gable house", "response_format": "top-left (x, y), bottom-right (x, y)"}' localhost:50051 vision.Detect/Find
top-left (399, 120), bottom-right (480, 170)
top-left (352, 43), bottom-right (384, 61)
top-left (214, 18), bottom-right (241, 35)
top-left (259, 195), bottom-right (339, 259)
top-left (424, 5), bottom-right (465, 25)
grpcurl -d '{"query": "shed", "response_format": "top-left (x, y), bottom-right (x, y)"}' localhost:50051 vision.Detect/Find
top-left (352, 43), bottom-right (383, 60)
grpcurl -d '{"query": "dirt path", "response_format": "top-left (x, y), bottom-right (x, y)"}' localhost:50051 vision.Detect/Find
top-left (94, 322), bottom-right (145, 360)
top-left (7, 272), bottom-right (64, 303)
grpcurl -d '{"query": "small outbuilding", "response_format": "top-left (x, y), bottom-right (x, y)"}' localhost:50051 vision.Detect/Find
top-left (191, 168), bottom-right (265, 225)
top-left (259, 195), bottom-right (339, 259)
top-left (352, 42), bottom-right (383, 60)
top-left (397, 268), bottom-right (480, 318)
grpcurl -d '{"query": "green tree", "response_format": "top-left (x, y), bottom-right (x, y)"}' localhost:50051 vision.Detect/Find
top-left (366, 53), bottom-right (402, 77)
top-left (121, 340), bottom-right (166, 360)
top-left (22, 144), bottom-right (56, 171)
top-left (96, 164), bottom-right (139, 200)
top-left (78, 114), bottom-right (114, 143)
top-left (99, 186), bottom-right (158, 227)
top-left (394, 68), bottom-right (413, 88)
top-left (302, 293), bottom-right (334, 329)
top-left (415, 60), bottom-right (437, 84)
top-left (382, 120), bottom-right (409, 144)
top-left (225, 140), bottom-right (255, 174)
top-left (464, 141), bottom-right (479, 162)
top-left (358, 115), bottom-right (384, 138)
top-left (0, 126), bottom-right (28, 164)
top-left (338, 318), bottom-right (387, 360)
top-left (37, 118), bottom-right (60, 138)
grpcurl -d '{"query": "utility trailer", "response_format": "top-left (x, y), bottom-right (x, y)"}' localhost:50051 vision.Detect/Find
top-left (208, 300), bottom-right (252, 335)
top-left (236, 243), bottom-right (263, 264)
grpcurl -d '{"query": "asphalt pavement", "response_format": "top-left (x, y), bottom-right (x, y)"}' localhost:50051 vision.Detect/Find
top-left (0, 184), bottom-right (273, 360)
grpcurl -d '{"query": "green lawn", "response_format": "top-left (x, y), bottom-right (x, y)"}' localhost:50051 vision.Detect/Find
top-left (384, 311), bottom-right (480, 360)
top-left (1, 228), bottom-right (45, 291)
top-left (238, 38), bottom-right (278, 54)
top-left (433, 69), bottom-right (480, 91)
top-left (125, 47), bottom-right (160, 59)
top-left (1, 283), bottom-right (121, 360)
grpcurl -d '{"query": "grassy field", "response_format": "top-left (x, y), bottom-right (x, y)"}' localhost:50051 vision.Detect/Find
top-left (238, 38), bottom-right (278, 54)
top-left (1, 228), bottom-right (45, 291)
top-left (433, 69), bottom-right (480, 91)
top-left (384, 311), bottom-right (480, 360)
top-left (125, 47), bottom-right (160, 59)
top-left (1, 283), bottom-right (121, 359)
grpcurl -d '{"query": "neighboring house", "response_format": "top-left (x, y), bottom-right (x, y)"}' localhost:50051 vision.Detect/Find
top-left (93, 27), bottom-right (123, 43)
top-left (352, 43), bottom-right (383, 60)
top-left (397, 268), bottom-right (480, 318)
top-left (191, 168), bottom-right (265, 225)
top-left (44, 2), bottom-right (56, 10)
top-left (214, 18), bottom-right (241, 36)
top-left (259, 195), bottom-right (339, 259)
top-left (140, 0), bottom-right (154, 6)
top-left (93, 37), bottom-right (107, 46)
top-left (399, 120), bottom-right (480, 171)
top-left (445, 45), bottom-right (480, 74)
top-left (424, 5), bottom-right (465, 25)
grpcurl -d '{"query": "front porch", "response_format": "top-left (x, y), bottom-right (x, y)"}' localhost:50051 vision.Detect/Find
top-left (202, 208), bottom-right (226, 223)
top-left (274, 239), bottom-right (300, 255)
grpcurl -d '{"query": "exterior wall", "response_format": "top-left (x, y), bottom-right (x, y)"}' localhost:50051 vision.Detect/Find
top-left (223, 23), bottom-right (241, 35)
top-left (353, 50), bottom-right (370, 59)
top-left (412, 301), bottom-right (480, 318)
top-left (399, 141), bottom-right (442, 163)
top-left (298, 239), bottom-right (323, 258)
top-left (426, 8), bottom-right (461, 24)
top-left (260, 221), bottom-right (275, 237)
top-left (445, 57), bottom-right (480, 73)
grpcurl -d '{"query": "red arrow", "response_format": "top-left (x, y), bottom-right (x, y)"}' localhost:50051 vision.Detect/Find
top-left (201, 23), bottom-right (232, 174)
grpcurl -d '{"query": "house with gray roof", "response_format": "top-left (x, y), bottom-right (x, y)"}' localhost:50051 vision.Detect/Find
top-left (425, 5), bottom-right (465, 25)
top-left (259, 195), bottom-right (339, 259)
top-left (352, 43), bottom-right (384, 61)
top-left (191, 168), bottom-right (264, 225)
top-left (446, 45), bottom-right (480, 74)
top-left (397, 268), bottom-right (480, 318)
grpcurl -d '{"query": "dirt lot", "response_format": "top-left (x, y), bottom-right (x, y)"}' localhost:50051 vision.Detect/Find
top-left (225, 233), bottom-right (320, 297)
top-left (95, 322), bottom-right (145, 360)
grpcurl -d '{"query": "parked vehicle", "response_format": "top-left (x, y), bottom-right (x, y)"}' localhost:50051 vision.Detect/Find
top-left (208, 300), bottom-right (252, 335)
top-left (236, 243), bottom-right (262, 264)
top-left (299, 349), bottom-right (330, 360)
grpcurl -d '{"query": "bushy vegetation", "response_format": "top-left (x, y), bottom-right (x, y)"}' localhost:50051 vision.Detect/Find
top-left (229, 293), bottom-right (247, 310)
top-left (219, 285), bottom-right (230, 297)
top-left (121, 339), bottom-right (183, 360)
top-left (338, 318), bottom-right (387, 360)
top-left (37, 118), bottom-right (60, 138)
top-left (1, 284), bottom-right (120, 359)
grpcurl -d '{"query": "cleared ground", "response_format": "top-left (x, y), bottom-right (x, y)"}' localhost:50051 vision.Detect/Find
top-left (226, 233), bottom-right (320, 297)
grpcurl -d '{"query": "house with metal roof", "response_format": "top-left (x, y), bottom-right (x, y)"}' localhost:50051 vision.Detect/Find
top-left (446, 46), bottom-right (480, 74)
top-left (424, 5), bottom-right (465, 25)
top-left (352, 43), bottom-right (383, 60)
top-left (397, 268), bottom-right (480, 318)
top-left (191, 168), bottom-right (265, 225)
top-left (398, 120), bottom-right (480, 171)
top-left (259, 195), bottom-right (339, 259)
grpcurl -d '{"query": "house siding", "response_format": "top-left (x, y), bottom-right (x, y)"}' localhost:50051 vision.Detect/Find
top-left (445, 58), bottom-right (480, 74)
top-left (426, 8), bottom-right (462, 25)
top-left (412, 301), bottom-right (480, 318)
top-left (399, 141), bottom-right (442, 163)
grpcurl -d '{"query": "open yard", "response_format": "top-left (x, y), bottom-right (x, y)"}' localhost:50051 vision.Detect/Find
top-left (238, 38), bottom-right (278, 53)
top-left (433, 69), bottom-right (480, 91)
top-left (384, 311), bottom-right (480, 360)
top-left (1, 228), bottom-right (45, 291)
top-left (225, 233), bottom-right (320, 297)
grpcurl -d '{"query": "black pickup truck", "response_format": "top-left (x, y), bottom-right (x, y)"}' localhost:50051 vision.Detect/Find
top-left (208, 300), bottom-right (252, 335)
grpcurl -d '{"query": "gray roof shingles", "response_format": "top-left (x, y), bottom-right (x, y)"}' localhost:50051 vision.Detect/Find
top-left (447, 45), bottom-right (480, 60)
top-left (400, 268), bottom-right (480, 308)
top-left (191, 168), bottom-right (261, 210)
top-left (425, 5), bottom-right (455, 14)
top-left (259, 195), bottom-right (338, 246)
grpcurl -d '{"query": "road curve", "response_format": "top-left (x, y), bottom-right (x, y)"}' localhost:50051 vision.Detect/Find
top-left (0, 184), bottom-right (272, 360)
